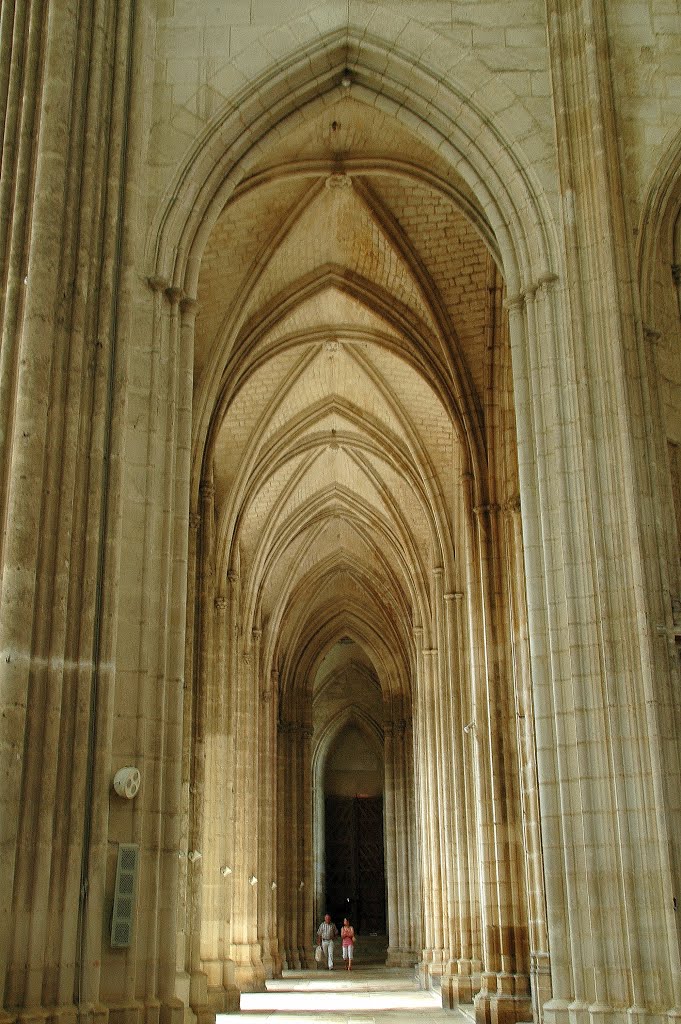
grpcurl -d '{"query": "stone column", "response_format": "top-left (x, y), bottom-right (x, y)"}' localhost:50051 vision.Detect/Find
top-left (186, 478), bottom-right (215, 1023)
top-left (504, 497), bottom-right (551, 1022)
top-left (411, 631), bottom-right (434, 970)
top-left (254, 637), bottom-right (275, 979)
top-left (441, 590), bottom-right (478, 1008)
top-left (383, 721), bottom-right (400, 964)
top-left (297, 723), bottom-right (314, 968)
top-left (199, 591), bottom-right (237, 1012)
top-left (404, 714), bottom-right (422, 960)
top-left (391, 713), bottom-right (418, 964)
top-left (258, 668), bottom-right (280, 976)
top-left (415, 636), bottom-right (446, 980)
top-left (430, 566), bottom-right (456, 982)
top-left (312, 750), bottom-right (326, 947)
top-left (173, 291), bottom-right (199, 1012)
top-left (141, 284), bottom-right (195, 1024)
top-left (502, 1), bottom-right (681, 1009)
top-left (277, 723), bottom-right (298, 969)
top-left (229, 634), bottom-right (264, 990)
top-left (220, 569), bottom-right (240, 995)
top-left (471, 500), bottom-right (531, 1024)
top-left (280, 720), bottom-right (308, 969)
top-left (176, 509), bottom-right (201, 1011)
top-left (0, 3), bottom-right (151, 1022)
top-left (460, 471), bottom-right (485, 989)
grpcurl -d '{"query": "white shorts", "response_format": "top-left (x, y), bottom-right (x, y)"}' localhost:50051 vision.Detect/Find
top-left (342, 944), bottom-right (354, 960)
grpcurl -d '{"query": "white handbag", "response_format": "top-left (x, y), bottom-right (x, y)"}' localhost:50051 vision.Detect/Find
top-left (315, 945), bottom-right (323, 963)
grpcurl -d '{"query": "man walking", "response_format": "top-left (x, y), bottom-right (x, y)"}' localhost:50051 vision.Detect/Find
top-left (316, 913), bottom-right (338, 970)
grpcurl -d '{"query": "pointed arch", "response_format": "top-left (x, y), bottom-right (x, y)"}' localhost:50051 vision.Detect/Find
top-left (638, 127), bottom-right (681, 327)
top-left (148, 29), bottom-right (558, 298)
top-left (312, 703), bottom-right (384, 777)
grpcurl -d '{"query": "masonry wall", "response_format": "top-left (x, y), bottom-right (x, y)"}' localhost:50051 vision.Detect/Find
top-left (2, 4), bottom-right (681, 1024)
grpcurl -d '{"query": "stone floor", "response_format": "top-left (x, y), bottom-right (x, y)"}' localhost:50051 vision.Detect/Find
top-left (217, 966), bottom-right (472, 1022)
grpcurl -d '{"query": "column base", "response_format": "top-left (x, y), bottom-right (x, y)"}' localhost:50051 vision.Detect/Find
top-left (259, 949), bottom-right (275, 980)
top-left (6, 1005), bottom-right (109, 1024)
top-left (159, 999), bottom-right (187, 1024)
top-left (1, 1001), bottom-right (191, 1024)
top-left (530, 951), bottom-right (552, 1022)
top-left (229, 943), bottom-right (266, 991)
top-left (386, 946), bottom-right (419, 968)
top-left (186, 968), bottom-right (215, 1024)
top-left (206, 988), bottom-right (239, 1014)
top-left (108, 1002), bottom-right (184, 1024)
top-left (256, 931), bottom-right (281, 977)
top-left (543, 1001), bottom-right (681, 1024)
top-left (417, 949), bottom-right (447, 988)
top-left (475, 973), bottom-right (532, 1024)
top-left (441, 961), bottom-right (482, 1009)
top-left (281, 945), bottom-right (302, 970)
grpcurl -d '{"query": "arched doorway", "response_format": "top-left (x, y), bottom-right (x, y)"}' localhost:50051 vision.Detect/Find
top-left (310, 646), bottom-right (389, 945)
top-left (157, 27), bottom-right (558, 1024)
top-left (323, 724), bottom-right (386, 935)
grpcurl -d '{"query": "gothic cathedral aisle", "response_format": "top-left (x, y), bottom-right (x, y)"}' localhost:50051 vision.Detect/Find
top-left (1, 6), bottom-right (680, 1024)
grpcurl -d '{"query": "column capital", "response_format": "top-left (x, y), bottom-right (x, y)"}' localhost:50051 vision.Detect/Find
top-left (473, 502), bottom-right (500, 518)
top-left (535, 271), bottom-right (559, 290)
top-left (147, 274), bottom-right (169, 293)
top-left (278, 720), bottom-right (312, 737)
top-left (504, 292), bottom-right (526, 311)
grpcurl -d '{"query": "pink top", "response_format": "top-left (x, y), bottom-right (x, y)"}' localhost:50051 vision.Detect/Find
top-left (341, 925), bottom-right (355, 947)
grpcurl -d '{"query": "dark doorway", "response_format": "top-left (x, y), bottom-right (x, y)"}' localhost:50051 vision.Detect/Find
top-left (324, 795), bottom-right (386, 934)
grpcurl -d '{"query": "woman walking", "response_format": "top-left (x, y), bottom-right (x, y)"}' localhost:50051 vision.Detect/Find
top-left (341, 918), bottom-right (355, 970)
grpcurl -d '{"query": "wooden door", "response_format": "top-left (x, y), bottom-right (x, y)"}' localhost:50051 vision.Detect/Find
top-left (324, 796), bottom-right (386, 934)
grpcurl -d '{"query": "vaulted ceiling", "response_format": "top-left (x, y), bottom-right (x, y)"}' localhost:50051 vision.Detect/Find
top-left (192, 94), bottom-right (508, 709)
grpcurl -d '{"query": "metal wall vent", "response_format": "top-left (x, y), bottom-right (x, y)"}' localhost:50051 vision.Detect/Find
top-left (110, 843), bottom-right (139, 948)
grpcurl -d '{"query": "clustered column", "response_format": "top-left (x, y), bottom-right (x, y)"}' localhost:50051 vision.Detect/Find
top-left (383, 711), bottom-right (419, 966)
top-left (0, 4), bottom-right (174, 1024)
top-left (410, 468), bottom-right (537, 1024)
top-left (276, 721), bottom-right (313, 968)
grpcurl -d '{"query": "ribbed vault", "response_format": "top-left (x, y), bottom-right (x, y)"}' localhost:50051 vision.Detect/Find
top-left (190, 78), bottom-right (526, 1000)
top-left (196, 91), bottom-right (505, 691)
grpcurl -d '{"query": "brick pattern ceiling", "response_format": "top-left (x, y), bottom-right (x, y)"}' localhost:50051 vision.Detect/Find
top-left (194, 95), bottom-right (502, 694)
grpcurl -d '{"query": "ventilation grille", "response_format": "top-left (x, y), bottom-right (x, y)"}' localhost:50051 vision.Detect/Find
top-left (110, 843), bottom-right (139, 948)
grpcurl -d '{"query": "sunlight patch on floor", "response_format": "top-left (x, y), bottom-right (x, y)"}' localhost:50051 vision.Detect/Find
top-left (215, 971), bottom-right (468, 1022)
top-left (238, 988), bottom-right (440, 1010)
